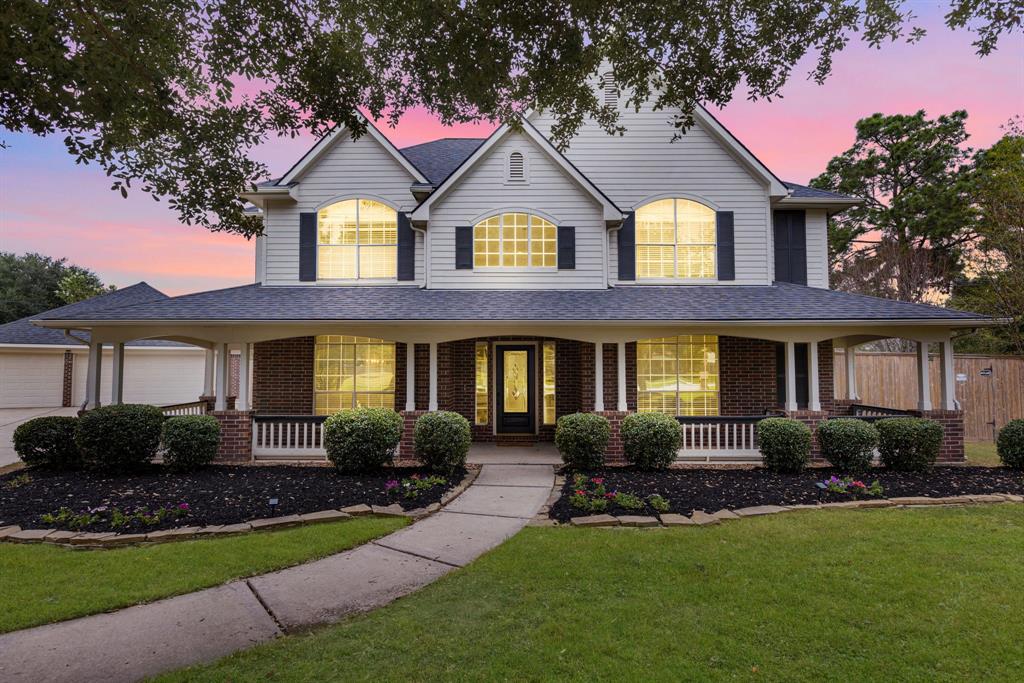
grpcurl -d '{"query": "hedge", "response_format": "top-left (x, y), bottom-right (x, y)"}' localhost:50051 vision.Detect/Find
top-left (162, 415), bottom-right (221, 471)
top-left (414, 411), bottom-right (471, 475)
top-left (996, 419), bottom-right (1024, 470)
top-left (555, 413), bottom-right (610, 470)
top-left (817, 418), bottom-right (879, 473)
top-left (13, 416), bottom-right (81, 469)
top-left (757, 417), bottom-right (811, 473)
top-left (75, 404), bottom-right (165, 472)
top-left (621, 412), bottom-right (681, 469)
top-left (323, 408), bottom-right (403, 472)
top-left (876, 417), bottom-right (943, 472)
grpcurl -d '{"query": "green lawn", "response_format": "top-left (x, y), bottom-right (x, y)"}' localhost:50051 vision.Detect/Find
top-left (0, 516), bottom-right (405, 634)
top-left (165, 505), bottom-right (1024, 682)
top-left (965, 441), bottom-right (1001, 466)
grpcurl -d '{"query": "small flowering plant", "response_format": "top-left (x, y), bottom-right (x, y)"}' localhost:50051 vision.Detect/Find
top-left (569, 474), bottom-right (670, 514)
top-left (41, 502), bottom-right (191, 531)
top-left (385, 474), bottom-right (447, 500)
top-left (817, 475), bottom-right (884, 499)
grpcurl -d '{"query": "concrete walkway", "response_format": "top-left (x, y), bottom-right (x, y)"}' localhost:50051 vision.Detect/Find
top-left (0, 459), bottom-right (554, 683)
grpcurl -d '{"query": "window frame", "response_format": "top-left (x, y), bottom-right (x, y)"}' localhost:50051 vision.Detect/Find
top-left (472, 212), bottom-right (558, 270)
top-left (542, 341), bottom-right (556, 425)
top-left (474, 341), bottom-right (489, 425)
top-left (316, 198), bottom-right (399, 282)
top-left (313, 335), bottom-right (397, 415)
top-left (634, 197), bottom-right (718, 281)
top-left (636, 335), bottom-right (720, 417)
top-left (505, 150), bottom-right (529, 184)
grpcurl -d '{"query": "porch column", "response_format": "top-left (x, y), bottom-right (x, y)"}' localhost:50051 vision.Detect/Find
top-left (807, 341), bottom-right (821, 412)
top-left (916, 341), bottom-right (932, 411)
top-left (110, 342), bottom-right (125, 405)
top-left (845, 345), bottom-right (859, 400)
top-left (616, 342), bottom-right (627, 412)
top-left (405, 343), bottom-right (416, 411)
top-left (428, 342), bottom-right (438, 411)
top-left (85, 341), bottom-right (103, 410)
top-left (593, 342), bottom-right (604, 412)
top-left (214, 342), bottom-right (229, 411)
top-left (783, 341), bottom-right (798, 412)
top-left (236, 343), bottom-right (251, 411)
top-left (940, 337), bottom-right (956, 410)
top-left (203, 349), bottom-right (215, 396)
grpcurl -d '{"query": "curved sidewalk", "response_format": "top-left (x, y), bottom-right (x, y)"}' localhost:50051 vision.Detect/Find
top-left (0, 461), bottom-right (554, 683)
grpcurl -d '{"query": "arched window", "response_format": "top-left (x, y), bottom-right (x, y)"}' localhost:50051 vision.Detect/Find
top-left (635, 198), bottom-right (716, 279)
top-left (473, 212), bottom-right (556, 268)
top-left (317, 199), bottom-right (397, 280)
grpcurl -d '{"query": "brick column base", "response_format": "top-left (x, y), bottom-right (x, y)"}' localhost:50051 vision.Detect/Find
top-left (200, 395), bottom-right (236, 412)
top-left (920, 409), bottom-right (966, 463)
top-left (786, 410), bottom-right (830, 463)
top-left (398, 410), bottom-right (426, 465)
top-left (596, 410), bottom-right (628, 465)
top-left (211, 410), bottom-right (253, 463)
top-left (61, 351), bottom-right (74, 407)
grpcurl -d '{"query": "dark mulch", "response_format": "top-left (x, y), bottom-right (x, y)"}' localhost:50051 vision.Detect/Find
top-left (0, 465), bottom-right (463, 533)
top-left (550, 467), bottom-right (1024, 522)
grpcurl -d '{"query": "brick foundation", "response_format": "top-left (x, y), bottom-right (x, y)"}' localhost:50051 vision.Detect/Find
top-left (785, 409), bottom-right (830, 462)
top-left (398, 410), bottom-right (426, 464)
top-left (596, 410), bottom-right (627, 465)
top-left (211, 410), bottom-right (253, 463)
top-left (921, 410), bottom-right (966, 464)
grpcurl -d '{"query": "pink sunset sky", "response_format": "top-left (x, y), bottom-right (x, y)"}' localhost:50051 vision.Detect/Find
top-left (1, 5), bottom-right (1022, 296)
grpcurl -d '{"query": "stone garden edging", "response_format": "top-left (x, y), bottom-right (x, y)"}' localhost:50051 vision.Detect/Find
top-left (0, 467), bottom-right (481, 550)
top-left (562, 493), bottom-right (1024, 528)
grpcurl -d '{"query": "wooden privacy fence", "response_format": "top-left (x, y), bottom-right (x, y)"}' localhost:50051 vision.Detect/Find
top-left (834, 351), bottom-right (1024, 442)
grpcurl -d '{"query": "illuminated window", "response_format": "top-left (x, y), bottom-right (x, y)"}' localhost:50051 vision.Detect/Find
top-left (314, 335), bottom-right (395, 414)
top-left (317, 199), bottom-right (397, 280)
top-left (542, 342), bottom-right (556, 424)
top-left (635, 198), bottom-right (716, 279)
top-left (637, 335), bottom-right (719, 416)
top-left (473, 213), bottom-right (556, 268)
top-left (475, 342), bottom-right (489, 425)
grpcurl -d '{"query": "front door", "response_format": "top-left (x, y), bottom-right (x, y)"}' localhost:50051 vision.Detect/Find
top-left (496, 345), bottom-right (536, 434)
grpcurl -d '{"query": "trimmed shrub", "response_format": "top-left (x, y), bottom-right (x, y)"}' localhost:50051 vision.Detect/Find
top-left (414, 411), bottom-right (471, 475)
top-left (621, 412), bottom-right (681, 470)
top-left (757, 417), bottom-right (811, 473)
top-left (162, 415), bottom-right (221, 471)
top-left (13, 416), bottom-right (81, 468)
top-left (555, 413), bottom-right (610, 470)
top-left (323, 408), bottom-right (403, 472)
top-left (75, 404), bottom-right (165, 472)
top-left (876, 417), bottom-right (943, 472)
top-left (817, 418), bottom-right (879, 474)
top-left (996, 419), bottom-right (1024, 470)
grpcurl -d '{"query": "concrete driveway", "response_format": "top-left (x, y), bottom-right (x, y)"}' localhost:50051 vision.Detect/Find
top-left (0, 407), bottom-right (79, 468)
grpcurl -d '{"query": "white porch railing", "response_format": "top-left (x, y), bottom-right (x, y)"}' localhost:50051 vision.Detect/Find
top-left (676, 417), bottom-right (763, 463)
top-left (252, 416), bottom-right (327, 460)
top-left (161, 401), bottom-right (207, 417)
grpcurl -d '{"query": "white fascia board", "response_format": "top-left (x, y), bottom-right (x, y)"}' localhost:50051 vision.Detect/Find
top-left (775, 196), bottom-right (862, 210)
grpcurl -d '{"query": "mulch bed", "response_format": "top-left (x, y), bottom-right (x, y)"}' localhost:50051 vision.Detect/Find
top-left (549, 467), bottom-right (1024, 522)
top-left (0, 465), bottom-right (464, 533)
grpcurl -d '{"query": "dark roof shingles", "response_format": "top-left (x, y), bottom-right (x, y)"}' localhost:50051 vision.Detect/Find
top-left (783, 182), bottom-right (855, 200)
top-left (399, 138), bottom-right (487, 184)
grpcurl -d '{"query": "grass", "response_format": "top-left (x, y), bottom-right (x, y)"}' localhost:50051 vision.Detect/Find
top-left (165, 505), bottom-right (1024, 682)
top-left (965, 441), bottom-right (1001, 466)
top-left (0, 516), bottom-right (405, 634)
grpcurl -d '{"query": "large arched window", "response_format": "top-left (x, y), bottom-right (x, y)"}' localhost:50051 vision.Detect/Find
top-left (473, 212), bottom-right (556, 268)
top-left (317, 199), bottom-right (397, 280)
top-left (635, 198), bottom-right (716, 279)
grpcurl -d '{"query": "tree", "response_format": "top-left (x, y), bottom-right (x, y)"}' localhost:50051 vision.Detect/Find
top-left (809, 110), bottom-right (978, 303)
top-left (949, 120), bottom-right (1024, 354)
top-left (0, 252), bottom-right (112, 323)
top-left (2, 2), bottom-right (1020, 237)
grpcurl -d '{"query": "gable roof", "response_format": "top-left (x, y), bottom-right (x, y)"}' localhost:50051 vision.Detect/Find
top-left (410, 117), bottom-right (623, 222)
top-left (0, 283), bottom-right (187, 347)
top-left (782, 182), bottom-right (854, 200)
top-left (400, 138), bottom-right (486, 184)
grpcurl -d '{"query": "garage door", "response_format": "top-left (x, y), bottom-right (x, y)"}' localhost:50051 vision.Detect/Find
top-left (72, 348), bottom-right (206, 407)
top-left (0, 351), bottom-right (66, 408)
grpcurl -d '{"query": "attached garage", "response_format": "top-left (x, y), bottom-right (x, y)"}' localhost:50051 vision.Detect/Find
top-left (0, 348), bottom-right (66, 408)
top-left (69, 347), bottom-right (206, 407)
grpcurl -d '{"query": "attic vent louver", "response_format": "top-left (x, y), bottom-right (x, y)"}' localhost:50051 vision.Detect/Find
top-left (508, 151), bottom-right (525, 181)
top-left (602, 72), bottom-right (616, 107)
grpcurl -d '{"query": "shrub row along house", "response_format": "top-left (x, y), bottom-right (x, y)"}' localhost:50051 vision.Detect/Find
top-left (31, 73), bottom-right (992, 465)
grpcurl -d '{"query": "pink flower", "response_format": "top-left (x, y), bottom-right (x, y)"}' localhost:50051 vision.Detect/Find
top-left (575, 490), bottom-right (586, 496)
top-left (177, 503), bottom-right (190, 511)
top-left (591, 478), bottom-right (604, 485)
top-left (385, 479), bottom-right (400, 491)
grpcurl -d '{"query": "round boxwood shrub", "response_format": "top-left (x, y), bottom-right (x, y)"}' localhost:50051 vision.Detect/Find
top-left (757, 417), bottom-right (811, 473)
top-left (621, 412), bottom-right (681, 470)
top-left (414, 411), bottom-right (471, 475)
top-left (876, 417), bottom-right (944, 472)
top-left (555, 413), bottom-right (610, 470)
top-left (323, 407), bottom-right (403, 472)
top-left (161, 415), bottom-right (221, 472)
top-left (12, 416), bottom-right (82, 469)
top-left (817, 418), bottom-right (879, 474)
top-left (996, 419), bottom-right (1024, 470)
top-left (75, 404), bottom-right (165, 472)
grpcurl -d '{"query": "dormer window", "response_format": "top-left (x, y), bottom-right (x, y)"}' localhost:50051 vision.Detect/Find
top-left (317, 198), bottom-right (397, 280)
top-left (507, 151), bottom-right (527, 182)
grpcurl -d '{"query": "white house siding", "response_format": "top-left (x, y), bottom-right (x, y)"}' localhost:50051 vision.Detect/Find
top-left (71, 348), bottom-right (206, 407)
top-left (530, 104), bottom-right (772, 285)
top-left (0, 350), bottom-right (65, 408)
top-left (426, 131), bottom-right (607, 289)
top-left (805, 209), bottom-right (829, 289)
top-left (262, 133), bottom-right (420, 285)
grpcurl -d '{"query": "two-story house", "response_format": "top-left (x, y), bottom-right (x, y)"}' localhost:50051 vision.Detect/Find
top-left (34, 73), bottom-right (990, 464)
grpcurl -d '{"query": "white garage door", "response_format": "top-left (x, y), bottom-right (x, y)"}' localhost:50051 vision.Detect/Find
top-left (0, 351), bottom-right (66, 408)
top-left (72, 348), bottom-right (206, 407)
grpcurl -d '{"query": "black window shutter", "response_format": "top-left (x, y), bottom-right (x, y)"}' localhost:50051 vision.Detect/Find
top-left (716, 211), bottom-right (735, 280)
top-left (773, 210), bottom-right (807, 285)
top-left (557, 225), bottom-right (575, 269)
top-left (396, 212), bottom-right (415, 281)
top-left (455, 226), bottom-right (473, 269)
top-left (617, 212), bottom-right (636, 281)
top-left (299, 212), bottom-right (317, 282)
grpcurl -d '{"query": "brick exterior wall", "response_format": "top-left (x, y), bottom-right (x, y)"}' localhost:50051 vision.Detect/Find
top-left (596, 410), bottom-right (627, 465)
top-left (211, 410), bottom-right (253, 462)
top-left (61, 350), bottom-right (74, 407)
top-left (817, 340), bottom-right (835, 414)
top-left (921, 410), bottom-right (966, 463)
top-left (398, 410), bottom-right (426, 463)
top-left (414, 344), bottom-right (430, 410)
top-left (719, 336), bottom-right (778, 415)
top-left (252, 337), bottom-right (314, 414)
